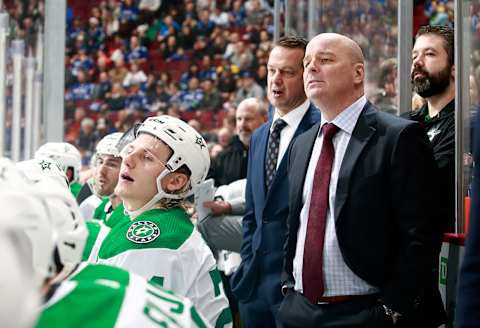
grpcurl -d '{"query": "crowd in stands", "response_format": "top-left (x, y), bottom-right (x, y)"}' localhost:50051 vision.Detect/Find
top-left (2, 0), bottom-right (466, 166)
top-left (62, 0), bottom-right (277, 164)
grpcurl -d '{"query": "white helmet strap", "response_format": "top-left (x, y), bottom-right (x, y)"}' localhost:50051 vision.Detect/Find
top-left (123, 169), bottom-right (192, 218)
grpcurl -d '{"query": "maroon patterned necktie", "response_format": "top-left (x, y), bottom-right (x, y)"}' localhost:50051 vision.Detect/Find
top-left (302, 123), bottom-right (339, 303)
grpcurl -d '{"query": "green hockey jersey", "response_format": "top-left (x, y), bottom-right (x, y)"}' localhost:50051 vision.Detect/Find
top-left (93, 199), bottom-right (127, 228)
top-left (36, 263), bottom-right (210, 328)
top-left (70, 182), bottom-right (82, 198)
top-left (84, 208), bottom-right (232, 328)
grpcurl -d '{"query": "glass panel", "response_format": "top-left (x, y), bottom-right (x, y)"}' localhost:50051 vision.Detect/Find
top-left (313, 0), bottom-right (399, 114)
top-left (2, 1), bottom-right (45, 159)
top-left (284, 0), bottom-right (309, 38)
top-left (464, 1), bottom-right (480, 232)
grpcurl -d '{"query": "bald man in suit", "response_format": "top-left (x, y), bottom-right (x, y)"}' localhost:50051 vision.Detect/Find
top-left (280, 33), bottom-right (445, 327)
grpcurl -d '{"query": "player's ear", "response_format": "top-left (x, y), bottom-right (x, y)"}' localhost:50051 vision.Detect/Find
top-left (162, 172), bottom-right (188, 193)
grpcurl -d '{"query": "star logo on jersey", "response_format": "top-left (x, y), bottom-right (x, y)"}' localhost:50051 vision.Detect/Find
top-left (195, 136), bottom-right (206, 149)
top-left (126, 220), bottom-right (160, 244)
top-left (427, 127), bottom-right (441, 141)
top-left (39, 159), bottom-right (51, 171)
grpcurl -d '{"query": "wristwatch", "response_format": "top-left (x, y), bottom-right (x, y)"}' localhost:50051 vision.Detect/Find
top-left (383, 305), bottom-right (402, 325)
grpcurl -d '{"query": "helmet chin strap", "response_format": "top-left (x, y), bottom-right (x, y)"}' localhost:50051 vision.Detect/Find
top-left (124, 169), bottom-right (192, 219)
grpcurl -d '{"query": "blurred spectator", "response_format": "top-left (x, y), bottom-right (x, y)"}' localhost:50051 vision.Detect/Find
top-left (229, 0), bottom-right (247, 27)
top-left (196, 8), bottom-right (216, 37)
top-left (177, 24), bottom-right (196, 50)
top-left (70, 47), bottom-right (95, 78)
top-left (258, 29), bottom-right (273, 52)
top-left (235, 71), bottom-right (265, 105)
top-left (109, 58), bottom-right (129, 85)
top-left (245, 0), bottom-right (269, 26)
top-left (94, 72), bottom-right (112, 100)
top-left (217, 127), bottom-right (234, 148)
top-left (208, 97), bottom-right (267, 186)
top-left (210, 143), bottom-right (224, 159)
top-left (124, 82), bottom-right (148, 112)
top-left (230, 40), bottom-right (254, 71)
top-left (198, 79), bottom-right (222, 112)
top-left (180, 64), bottom-right (200, 90)
top-left (65, 107), bottom-right (87, 143)
top-left (179, 77), bottom-right (204, 112)
top-left (372, 57), bottom-right (398, 114)
top-left (102, 9), bottom-right (120, 36)
top-left (198, 56), bottom-right (218, 81)
top-left (127, 35), bottom-right (149, 64)
top-left (123, 62), bottom-right (147, 87)
top-left (77, 117), bottom-right (97, 158)
top-left (66, 70), bottom-right (95, 101)
top-left (86, 16), bottom-right (105, 51)
top-left (119, 0), bottom-right (139, 34)
top-left (210, 7), bottom-right (230, 28)
top-left (105, 82), bottom-right (127, 111)
top-left (217, 65), bottom-right (238, 96)
top-left (157, 15), bottom-right (180, 42)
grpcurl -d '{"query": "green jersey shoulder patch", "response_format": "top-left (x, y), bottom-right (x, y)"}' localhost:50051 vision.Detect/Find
top-left (126, 221), bottom-right (161, 244)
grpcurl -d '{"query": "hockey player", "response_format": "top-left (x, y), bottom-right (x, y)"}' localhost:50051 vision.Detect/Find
top-left (6, 157), bottom-right (212, 328)
top-left (0, 158), bottom-right (41, 328)
top-left (80, 132), bottom-right (125, 224)
top-left (84, 115), bottom-right (233, 327)
top-left (35, 142), bottom-right (83, 197)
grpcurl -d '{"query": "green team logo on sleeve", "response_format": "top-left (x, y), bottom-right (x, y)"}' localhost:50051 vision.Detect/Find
top-left (126, 221), bottom-right (161, 244)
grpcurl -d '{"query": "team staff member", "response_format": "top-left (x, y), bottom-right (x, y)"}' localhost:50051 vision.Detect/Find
top-left (230, 36), bottom-right (320, 327)
top-left (280, 33), bottom-right (444, 327)
top-left (407, 25), bottom-right (455, 232)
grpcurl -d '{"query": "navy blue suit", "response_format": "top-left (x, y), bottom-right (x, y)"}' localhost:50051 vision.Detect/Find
top-left (230, 104), bottom-right (320, 327)
top-left (456, 111), bottom-right (480, 327)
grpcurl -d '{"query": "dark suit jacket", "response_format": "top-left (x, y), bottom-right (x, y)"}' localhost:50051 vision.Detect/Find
top-left (230, 103), bottom-right (320, 304)
top-left (456, 110), bottom-right (480, 327)
top-left (282, 102), bottom-right (445, 322)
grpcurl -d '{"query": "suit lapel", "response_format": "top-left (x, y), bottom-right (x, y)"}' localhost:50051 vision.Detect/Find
top-left (290, 123), bottom-right (320, 209)
top-left (265, 104), bottom-right (320, 200)
top-left (256, 122), bottom-right (270, 205)
top-left (334, 103), bottom-right (376, 222)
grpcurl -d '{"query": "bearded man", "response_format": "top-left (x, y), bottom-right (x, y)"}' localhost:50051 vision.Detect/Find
top-left (407, 25), bottom-right (455, 233)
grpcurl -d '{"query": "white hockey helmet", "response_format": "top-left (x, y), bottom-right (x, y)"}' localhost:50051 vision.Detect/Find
top-left (0, 230), bottom-right (40, 328)
top-left (1, 157), bottom-right (87, 285)
top-left (96, 132), bottom-right (124, 157)
top-left (16, 157), bottom-right (69, 189)
top-left (35, 142), bottom-right (82, 183)
top-left (31, 174), bottom-right (87, 282)
top-left (122, 116), bottom-right (210, 217)
top-left (136, 115), bottom-right (210, 189)
top-left (0, 158), bottom-right (54, 285)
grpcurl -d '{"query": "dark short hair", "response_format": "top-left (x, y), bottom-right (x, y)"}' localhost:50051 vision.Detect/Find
top-left (274, 35), bottom-right (308, 51)
top-left (416, 25), bottom-right (454, 66)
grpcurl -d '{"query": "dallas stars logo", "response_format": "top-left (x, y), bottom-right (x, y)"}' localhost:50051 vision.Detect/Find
top-left (126, 220), bottom-right (160, 244)
top-left (427, 127), bottom-right (441, 141)
top-left (195, 136), bottom-right (206, 149)
top-left (39, 159), bottom-right (51, 171)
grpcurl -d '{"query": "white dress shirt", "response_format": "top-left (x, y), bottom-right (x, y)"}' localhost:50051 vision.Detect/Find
top-left (293, 95), bottom-right (379, 296)
top-left (271, 99), bottom-right (310, 169)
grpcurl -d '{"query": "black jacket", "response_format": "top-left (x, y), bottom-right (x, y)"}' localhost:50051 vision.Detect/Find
top-left (405, 99), bottom-right (455, 232)
top-left (283, 102), bottom-right (445, 324)
top-left (208, 135), bottom-right (248, 187)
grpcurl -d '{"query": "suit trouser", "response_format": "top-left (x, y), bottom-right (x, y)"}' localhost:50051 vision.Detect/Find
top-left (278, 290), bottom-right (393, 328)
top-left (238, 286), bottom-right (285, 328)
